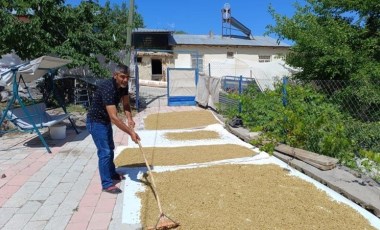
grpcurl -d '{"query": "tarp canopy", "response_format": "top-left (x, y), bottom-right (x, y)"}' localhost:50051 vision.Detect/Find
top-left (0, 52), bottom-right (22, 67)
top-left (208, 59), bottom-right (300, 90)
top-left (0, 55), bottom-right (72, 85)
top-left (197, 59), bottom-right (301, 109)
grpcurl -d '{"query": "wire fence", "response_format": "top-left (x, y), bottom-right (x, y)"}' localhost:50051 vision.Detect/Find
top-left (217, 76), bottom-right (380, 164)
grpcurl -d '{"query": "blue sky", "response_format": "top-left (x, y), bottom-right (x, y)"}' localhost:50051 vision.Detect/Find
top-left (66, 0), bottom-right (302, 44)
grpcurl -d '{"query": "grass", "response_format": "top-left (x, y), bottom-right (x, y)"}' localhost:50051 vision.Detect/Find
top-left (65, 104), bottom-right (87, 114)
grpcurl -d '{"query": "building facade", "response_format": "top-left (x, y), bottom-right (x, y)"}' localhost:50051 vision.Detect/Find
top-left (132, 28), bottom-right (291, 81)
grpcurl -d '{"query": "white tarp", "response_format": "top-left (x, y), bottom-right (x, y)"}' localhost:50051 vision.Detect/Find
top-left (0, 52), bottom-right (22, 67)
top-left (168, 69), bottom-right (196, 97)
top-left (0, 55), bottom-right (72, 85)
top-left (195, 74), bottom-right (221, 110)
top-left (248, 59), bottom-right (299, 90)
top-left (197, 59), bottom-right (301, 109)
top-left (209, 59), bottom-right (300, 90)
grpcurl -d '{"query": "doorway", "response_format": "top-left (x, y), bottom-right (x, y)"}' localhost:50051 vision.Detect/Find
top-left (151, 59), bottom-right (162, 81)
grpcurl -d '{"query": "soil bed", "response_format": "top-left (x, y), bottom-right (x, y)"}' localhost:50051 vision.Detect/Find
top-left (138, 164), bottom-right (375, 229)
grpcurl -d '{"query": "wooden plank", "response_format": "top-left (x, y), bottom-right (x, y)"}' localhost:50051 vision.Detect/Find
top-left (273, 152), bottom-right (336, 171)
top-left (275, 144), bottom-right (339, 166)
top-left (226, 125), bottom-right (251, 142)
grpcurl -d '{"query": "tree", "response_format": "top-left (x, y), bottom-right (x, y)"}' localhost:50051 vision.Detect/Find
top-left (267, 0), bottom-right (380, 81)
top-left (174, 30), bottom-right (187, 34)
top-left (0, 0), bottom-right (144, 76)
top-left (267, 0), bottom-right (380, 121)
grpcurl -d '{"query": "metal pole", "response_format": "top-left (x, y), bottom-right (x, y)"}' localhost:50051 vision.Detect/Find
top-left (238, 75), bottom-right (242, 114)
top-left (282, 76), bottom-right (288, 107)
top-left (125, 0), bottom-right (135, 65)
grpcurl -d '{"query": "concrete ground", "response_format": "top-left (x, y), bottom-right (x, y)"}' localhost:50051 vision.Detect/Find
top-left (0, 101), bottom-right (379, 229)
top-left (0, 105), bottom-right (202, 230)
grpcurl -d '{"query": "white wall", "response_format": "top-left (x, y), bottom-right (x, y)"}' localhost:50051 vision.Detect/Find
top-left (135, 45), bottom-right (290, 81)
top-left (173, 45), bottom-right (289, 78)
top-left (174, 53), bottom-right (191, 68)
top-left (138, 56), bottom-right (151, 81)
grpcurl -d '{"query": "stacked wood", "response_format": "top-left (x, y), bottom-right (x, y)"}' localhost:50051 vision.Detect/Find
top-left (274, 144), bottom-right (339, 170)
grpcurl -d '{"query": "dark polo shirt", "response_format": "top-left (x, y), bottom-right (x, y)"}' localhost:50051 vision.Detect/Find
top-left (87, 78), bottom-right (129, 124)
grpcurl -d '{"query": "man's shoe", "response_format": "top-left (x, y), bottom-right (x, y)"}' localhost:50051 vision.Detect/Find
top-left (102, 185), bottom-right (122, 194)
top-left (112, 174), bottom-right (126, 181)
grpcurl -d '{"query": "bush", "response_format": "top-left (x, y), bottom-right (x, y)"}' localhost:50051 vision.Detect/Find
top-left (238, 83), bottom-right (354, 160)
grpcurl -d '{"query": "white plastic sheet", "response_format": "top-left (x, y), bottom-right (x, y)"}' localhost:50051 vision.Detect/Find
top-left (0, 55), bottom-right (72, 85)
top-left (168, 69), bottom-right (196, 97)
top-left (195, 75), bottom-right (221, 110)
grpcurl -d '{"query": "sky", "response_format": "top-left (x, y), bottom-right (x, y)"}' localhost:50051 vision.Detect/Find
top-left (66, 0), bottom-right (302, 44)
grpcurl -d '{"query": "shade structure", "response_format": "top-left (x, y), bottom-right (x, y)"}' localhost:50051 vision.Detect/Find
top-left (0, 55), bottom-right (75, 154)
top-left (0, 55), bottom-right (72, 85)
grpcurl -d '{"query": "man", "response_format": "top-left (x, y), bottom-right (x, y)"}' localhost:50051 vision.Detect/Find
top-left (86, 64), bottom-right (140, 194)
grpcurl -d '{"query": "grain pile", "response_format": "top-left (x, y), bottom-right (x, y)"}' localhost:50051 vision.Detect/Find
top-left (115, 144), bottom-right (255, 167)
top-left (143, 110), bottom-right (220, 130)
top-left (138, 164), bottom-right (375, 229)
top-left (121, 109), bottom-right (374, 229)
top-left (164, 130), bottom-right (220, 140)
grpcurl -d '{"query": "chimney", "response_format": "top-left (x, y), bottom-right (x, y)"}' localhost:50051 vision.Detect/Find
top-left (209, 30), bottom-right (214, 38)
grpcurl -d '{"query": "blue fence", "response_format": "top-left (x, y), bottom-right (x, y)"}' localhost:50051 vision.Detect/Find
top-left (219, 75), bottom-right (261, 114)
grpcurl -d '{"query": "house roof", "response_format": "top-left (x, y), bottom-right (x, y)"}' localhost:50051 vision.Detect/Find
top-left (169, 34), bottom-right (290, 47)
top-left (133, 28), bottom-right (173, 33)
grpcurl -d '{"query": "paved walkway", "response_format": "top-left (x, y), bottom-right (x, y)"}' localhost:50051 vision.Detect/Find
top-left (0, 105), bottom-right (198, 230)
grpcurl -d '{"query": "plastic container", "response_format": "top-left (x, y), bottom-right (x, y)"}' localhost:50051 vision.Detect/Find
top-left (49, 124), bottom-right (66, 140)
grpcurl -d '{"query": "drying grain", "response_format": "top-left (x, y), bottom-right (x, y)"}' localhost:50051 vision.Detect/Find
top-left (114, 144), bottom-right (255, 167)
top-left (144, 110), bottom-right (220, 130)
top-left (164, 130), bottom-right (220, 140)
top-left (138, 164), bottom-right (376, 229)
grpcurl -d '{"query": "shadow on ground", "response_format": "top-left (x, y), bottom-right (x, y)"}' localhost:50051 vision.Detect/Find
top-left (0, 126), bottom-right (89, 153)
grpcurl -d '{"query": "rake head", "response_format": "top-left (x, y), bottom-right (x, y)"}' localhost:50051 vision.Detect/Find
top-left (147, 213), bottom-right (180, 230)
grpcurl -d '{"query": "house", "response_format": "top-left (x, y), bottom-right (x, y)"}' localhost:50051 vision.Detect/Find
top-left (132, 29), bottom-right (175, 82)
top-left (132, 29), bottom-right (291, 82)
top-left (170, 33), bottom-right (291, 78)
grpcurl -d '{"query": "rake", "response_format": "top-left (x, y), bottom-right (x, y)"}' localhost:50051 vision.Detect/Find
top-left (137, 141), bottom-right (180, 230)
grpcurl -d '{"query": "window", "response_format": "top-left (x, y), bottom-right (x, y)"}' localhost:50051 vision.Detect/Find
top-left (274, 54), bottom-right (286, 61)
top-left (136, 57), bottom-right (142, 63)
top-left (191, 53), bottom-right (204, 73)
top-left (227, 51), bottom-right (234, 59)
top-left (259, 55), bottom-right (271, 63)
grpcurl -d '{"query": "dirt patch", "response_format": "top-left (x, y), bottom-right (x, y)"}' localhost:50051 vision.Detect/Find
top-left (164, 130), bottom-right (220, 140)
top-left (115, 144), bottom-right (255, 167)
top-left (143, 110), bottom-right (220, 130)
top-left (138, 164), bottom-right (375, 229)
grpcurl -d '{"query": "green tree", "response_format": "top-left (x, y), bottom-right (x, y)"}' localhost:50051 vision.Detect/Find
top-left (267, 0), bottom-right (380, 81)
top-left (267, 0), bottom-right (380, 121)
top-left (174, 30), bottom-right (187, 34)
top-left (0, 0), bottom-right (144, 76)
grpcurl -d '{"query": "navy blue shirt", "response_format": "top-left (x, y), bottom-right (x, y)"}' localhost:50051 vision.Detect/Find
top-left (87, 78), bottom-right (129, 124)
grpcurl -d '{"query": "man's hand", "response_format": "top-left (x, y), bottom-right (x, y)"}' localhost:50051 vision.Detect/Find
top-left (128, 119), bottom-right (135, 129)
top-left (130, 131), bottom-right (140, 144)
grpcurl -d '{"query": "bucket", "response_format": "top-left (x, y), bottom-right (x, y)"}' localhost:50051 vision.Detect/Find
top-left (49, 124), bottom-right (66, 140)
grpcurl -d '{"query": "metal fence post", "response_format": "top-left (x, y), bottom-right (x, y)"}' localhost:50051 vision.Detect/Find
top-left (208, 63), bottom-right (211, 76)
top-left (135, 63), bottom-right (140, 112)
top-left (282, 76), bottom-right (288, 107)
top-left (238, 75), bottom-right (243, 114)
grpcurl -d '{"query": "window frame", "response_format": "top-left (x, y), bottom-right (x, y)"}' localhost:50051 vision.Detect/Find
top-left (191, 53), bottom-right (204, 74)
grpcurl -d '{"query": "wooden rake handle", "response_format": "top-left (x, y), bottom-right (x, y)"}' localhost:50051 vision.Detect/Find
top-left (137, 141), bottom-right (164, 214)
